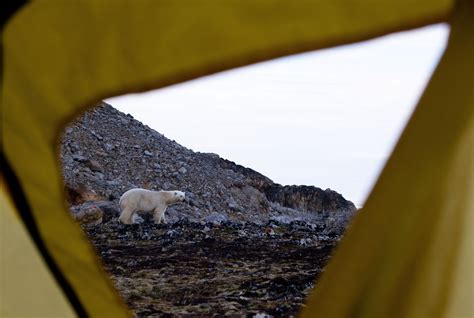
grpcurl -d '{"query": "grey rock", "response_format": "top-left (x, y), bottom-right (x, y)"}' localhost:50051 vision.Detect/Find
top-left (161, 182), bottom-right (176, 190)
top-left (204, 213), bottom-right (228, 224)
top-left (91, 130), bottom-right (103, 141)
top-left (132, 214), bottom-right (144, 224)
top-left (144, 150), bottom-right (153, 157)
top-left (69, 144), bottom-right (80, 153)
top-left (166, 229), bottom-right (179, 237)
top-left (93, 172), bottom-right (105, 180)
top-left (72, 154), bottom-right (87, 162)
top-left (70, 203), bottom-right (104, 225)
top-left (299, 238), bottom-right (312, 246)
top-left (87, 159), bottom-right (103, 172)
top-left (227, 200), bottom-right (241, 211)
top-left (104, 143), bottom-right (115, 151)
top-left (93, 200), bottom-right (120, 222)
top-left (107, 179), bottom-right (121, 187)
top-left (81, 166), bottom-right (92, 173)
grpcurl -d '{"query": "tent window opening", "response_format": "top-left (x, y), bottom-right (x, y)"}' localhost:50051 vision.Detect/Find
top-left (58, 24), bottom-right (448, 317)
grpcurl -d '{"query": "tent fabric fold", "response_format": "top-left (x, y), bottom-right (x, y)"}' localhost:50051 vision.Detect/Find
top-left (1, 0), bottom-right (471, 317)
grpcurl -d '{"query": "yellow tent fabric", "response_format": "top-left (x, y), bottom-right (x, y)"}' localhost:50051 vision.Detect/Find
top-left (1, 178), bottom-right (75, 317)
top-left (1, 0), bottom-right (471, 317)
top-left (302, 2), bottom-right (473, 317)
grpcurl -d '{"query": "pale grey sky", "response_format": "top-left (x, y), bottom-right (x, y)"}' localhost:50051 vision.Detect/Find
top-left (107, 24), bottom-right (449, 207)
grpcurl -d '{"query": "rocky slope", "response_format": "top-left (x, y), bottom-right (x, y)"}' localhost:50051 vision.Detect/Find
top-left (60, 102), bottom-right (357, 317)
top-left (61, 102), bottom-right (355, 227)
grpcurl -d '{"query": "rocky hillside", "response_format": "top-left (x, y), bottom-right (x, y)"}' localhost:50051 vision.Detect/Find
top-left (60, 102), bottom-right (358, 317)
top-left (60, 102), bottom-right (355, 227)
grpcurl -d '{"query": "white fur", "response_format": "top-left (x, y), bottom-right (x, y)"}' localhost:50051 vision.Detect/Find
top-left (118, 189), bottom-right (185, 224)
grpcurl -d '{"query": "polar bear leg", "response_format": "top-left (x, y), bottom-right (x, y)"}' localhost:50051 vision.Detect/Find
top-left (119, 206), bottom-right (136, 224)
top-left (160, 212), bottom-right (167, 224)
top-left (153, 205), bottom-right (167, 224)
top-left (152, 208), bottom-right (162, 224)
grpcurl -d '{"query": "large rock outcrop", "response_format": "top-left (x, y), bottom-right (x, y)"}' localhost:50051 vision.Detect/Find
top-left (265, 185), bottom-right (356, 213)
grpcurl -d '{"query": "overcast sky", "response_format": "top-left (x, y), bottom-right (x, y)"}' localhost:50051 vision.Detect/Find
top-left (107, 24), bottom-right (449, 207)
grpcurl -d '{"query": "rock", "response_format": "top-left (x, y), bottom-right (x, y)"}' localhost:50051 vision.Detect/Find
top-left (65, 184), bottom-right (103, 205)
top-left (91, 130), bottom-right (103, 140)
top-left (87, 159), bottom-right (103, 172)
top-left (161, 182), bottom-right (175, 190)
top-left (81, 166), bottom-right (92, 174)
top-left (93, 201), bottom-right (120, 222)
top-left (70, 203), bottom-right (104, 225)
top-left (69, 142), bottom-right (80, 152)
top-left (106, 179), bottom-right (121, 187)
top-left (227, 198), bottom-right (242, 212)
top-left (93, 172), bottom-right (105, 180)
top-left (178, 167), bottom-right (187, 174)
top-left (132, 214), bottom-right (144, 224)
top-left (269, 215), bottom-right (293, 224)
top-left (104, 143), bottom-right (115, 151)
top-left (205, 152), bottom-right (220, 160)
top-left (72, 154), bottom-right (87, 162)
top-left (166, 229), bottom-right (179, 237)
top-left (204, 213), bottom-right (228, 224)
top-left (299, 238), bottom-right (312, 246)
top-left (144, 150), bottom-right (153, 157)
top-left (228, 202), bottom-right (238, 209)
top-left (265, 184), bottom-right (356, 214)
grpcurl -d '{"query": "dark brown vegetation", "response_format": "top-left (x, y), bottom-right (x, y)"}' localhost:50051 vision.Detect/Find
top-left (85, 220), bottom-right (338, 317)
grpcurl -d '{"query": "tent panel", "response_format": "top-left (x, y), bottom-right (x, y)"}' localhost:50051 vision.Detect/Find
top-left (302, 1), bottom-right (473, 316)
top-left (0, 185), bottom-right (75, 318)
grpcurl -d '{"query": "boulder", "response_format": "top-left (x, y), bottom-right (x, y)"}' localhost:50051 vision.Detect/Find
top-left (64, 183), bottom-right (103, 205)
top-left (70, 203), bottom-right (104, 225)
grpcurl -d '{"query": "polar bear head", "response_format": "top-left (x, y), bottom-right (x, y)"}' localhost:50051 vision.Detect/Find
top-left (167, 190), bottom-right (186, 204)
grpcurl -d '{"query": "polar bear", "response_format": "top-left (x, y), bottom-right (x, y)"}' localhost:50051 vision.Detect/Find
top-left (118, 188), bottom-right (185, 224)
